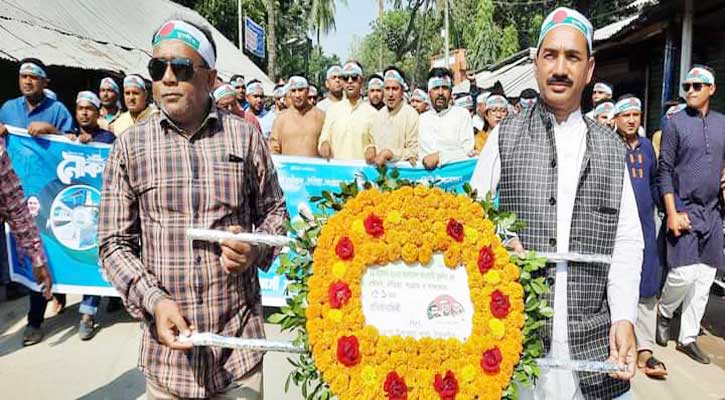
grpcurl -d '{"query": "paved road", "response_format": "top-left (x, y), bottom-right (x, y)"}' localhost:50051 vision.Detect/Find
top-left (0, 293), bottom-right (723, 399)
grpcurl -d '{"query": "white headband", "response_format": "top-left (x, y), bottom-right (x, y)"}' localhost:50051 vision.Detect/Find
top-left (686, 67), bottom-right (715, 85)
top-left (614, 97), bottom-right (641, 115)
top-left (593, 83), bottom-right (613, 95)
top-left (153, 20), bottom-right (216, 68)
top-left (76, 91), bottom-right (101, 109)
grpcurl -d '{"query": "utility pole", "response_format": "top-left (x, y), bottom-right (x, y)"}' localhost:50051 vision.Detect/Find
top-left (444, 0), bottom-right (449, 69)
top-left (378, 0), bottom-right (384, 71)
top-left (238, 0), bottom-right (243, 50)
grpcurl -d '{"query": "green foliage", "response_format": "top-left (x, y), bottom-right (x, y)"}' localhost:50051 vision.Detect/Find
top-left (270, 168), bottom-right (551, 400)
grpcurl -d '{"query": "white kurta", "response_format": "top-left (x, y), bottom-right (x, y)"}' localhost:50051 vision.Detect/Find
top-left (418, 105), bottom-right (474, 165)
top-left (470, 109), bottom-right (643, 399)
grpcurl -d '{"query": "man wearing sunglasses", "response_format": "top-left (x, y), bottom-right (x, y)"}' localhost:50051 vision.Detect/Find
top-left (317, 64), bottom-right (344, 113)
top-left (656, 65), bottom-right (725, 365)
top-left (99, 19), bottom-right (288, 400)
top-left (109, 75), bottom-right (155, 135)
top-left (318, 61), bottom-right (377, 160)
top-left (308, 85), bottom-right (319, 106)
top-left (269, 75), bottom-right (324, 156)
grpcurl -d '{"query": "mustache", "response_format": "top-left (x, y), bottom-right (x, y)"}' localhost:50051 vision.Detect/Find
top-left (434, 95), bottom-right (447, 102)
top-left (547, 75), bottom-right (574, 86)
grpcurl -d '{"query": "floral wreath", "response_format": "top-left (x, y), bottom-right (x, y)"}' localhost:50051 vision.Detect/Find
top-left (271, 170), bottom-right (552, 400)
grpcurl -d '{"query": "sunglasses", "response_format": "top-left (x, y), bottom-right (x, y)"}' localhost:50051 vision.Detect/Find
top-left (147, 57), bottom-right (206, 82)
top-left (681, 82), bottom-right (710, 92)
top-left (343, 74), bottom-right (361, 82)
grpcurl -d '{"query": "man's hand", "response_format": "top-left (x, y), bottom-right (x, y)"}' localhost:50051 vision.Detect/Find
top-left (0, 123), bottom-right (7, 136)
top-left (422, 152), bottom-right (439, 170)
top-left (27, 122), bottom-right (57, 136)
top-left (364, 147), bottom-right (376, 164)
top-left (375, 149), bottom-right (393, 167)
top-left (505, 238), bottom-right (525, 257)
top-left (667, 212), bottom-right (691, 238)
top-left (319, 142), bottom-right (333, 159)
top-left (32, 265), bottom-right (52, 299)
top-left (65, 134), bottom-right (78, 142)
top-left (78, 132), bottom-right (93, 144)
top-left (154, 298), bottom-right (194, 350)
top-left (608, 320), bottom-right (637, 381)
top-left (220, 225), bottom-right (261, 274)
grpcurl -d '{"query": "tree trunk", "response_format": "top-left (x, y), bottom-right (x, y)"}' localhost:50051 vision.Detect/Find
top-left (266, 0), bottom-right (277, 80)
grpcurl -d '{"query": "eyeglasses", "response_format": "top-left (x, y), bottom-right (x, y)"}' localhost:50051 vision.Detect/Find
top-left (343, 74), bottom-right (361, 82)
top-left (147, 57), bottom-right (206, 82)
top-left (682, 82), bottom-right (709, 92)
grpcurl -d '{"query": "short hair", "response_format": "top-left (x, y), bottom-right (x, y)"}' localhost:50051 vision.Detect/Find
top-left (616, 93), bottom-right (637, 103)
top-left (383, 65), bottom-right (407, 82)
top-left (230, 74), bottom-right (245, 83)
top-left (154, 19), bottom-right (217, 67)
top-left (367, 73), bottom-right (383, 84)
top-left (247, 78), bottom-right (261, 85)
top-left (520, 88), bottom-right (538, 99)
top-left (428, 67), bottom-right (453, 81)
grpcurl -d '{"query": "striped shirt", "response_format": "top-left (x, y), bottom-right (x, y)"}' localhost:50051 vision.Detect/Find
top-left (0, 144), bottom-right (46, 268)
top-left (98, 105), bottom-right (288, 398)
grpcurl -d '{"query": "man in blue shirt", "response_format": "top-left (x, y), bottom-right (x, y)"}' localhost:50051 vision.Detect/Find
top-left (656, 65), bottom-right (725, 364)
top-left (0, 58), bottom-right (75, 347)
top-left (246, 79), bottom-right (275, 140)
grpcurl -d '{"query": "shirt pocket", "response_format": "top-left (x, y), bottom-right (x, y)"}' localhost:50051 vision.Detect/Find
top-left (211, 161), bottom-right (246, 211)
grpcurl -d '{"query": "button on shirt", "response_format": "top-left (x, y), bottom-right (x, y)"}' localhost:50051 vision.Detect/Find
top-left (470, 109), bottom-right (643, 400)
top-left (419, 105), bottom-right (474, 165)
top-left (369, 102), bottom-right (419, 163)
top-left (318, 98), bottom-right (376, 160)
top-left (98, 106), bottom-right (288, 398)
top-left (0, 95), bottom-right (74, 132)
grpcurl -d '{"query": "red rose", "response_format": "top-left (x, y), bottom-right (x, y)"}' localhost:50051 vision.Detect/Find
top-left (490, 290), bottom-right (511, 318)
top-left (335, 236), bottom-right (354, 260)
top-left (478, 245), bottom-right (495, 274)
top-left (336, 335), bottom-right (361, 367)
top-left (383, 371), bottom-right (408, 400)
top-left (364, 213), bottom-right (385, 237)
top-left (481, 347), bottom-right (503, 374)
top-left (328, 281), bottom-right (352, 309)
top-left (446, 219), bottom-right (464, 242)
top-left (433, 370), bottom-right (458, 400)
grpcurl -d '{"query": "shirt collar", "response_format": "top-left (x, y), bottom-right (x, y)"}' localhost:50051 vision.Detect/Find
top-left (386, 101), bottom-right (403, 116)
top-left (159, 100), bottom-right (219, 138)
top-left (552, 108), bottom-right (584, 129)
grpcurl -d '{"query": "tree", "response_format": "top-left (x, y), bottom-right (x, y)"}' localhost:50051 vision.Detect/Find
top-left (267, 0), bottom-right (277, 79)
top-left (309, 0), bottom-right (347, 54)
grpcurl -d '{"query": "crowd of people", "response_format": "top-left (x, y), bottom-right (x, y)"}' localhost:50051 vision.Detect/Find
top-left (0, 7), bottom-right (721, 400)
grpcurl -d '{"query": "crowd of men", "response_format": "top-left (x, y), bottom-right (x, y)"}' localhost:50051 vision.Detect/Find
top-left (0, 7), bottom-right (722, 400)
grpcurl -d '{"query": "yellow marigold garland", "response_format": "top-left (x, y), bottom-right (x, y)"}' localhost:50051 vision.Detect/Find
top-left (306, 186), bottom-right (525, 400)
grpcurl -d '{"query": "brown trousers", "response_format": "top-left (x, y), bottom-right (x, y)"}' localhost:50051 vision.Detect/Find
top-left (146, 362), bottom-right (263, 400)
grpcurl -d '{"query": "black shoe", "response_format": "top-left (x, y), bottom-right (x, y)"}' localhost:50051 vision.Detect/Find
top-left (22, 325), bottom-right (44, 346)
top-left (105, 297), bottom-right (123, 313)
top-left (655, 309), bottom-right (671, 347)
top-left (676, 342), bottom-right (711, 364)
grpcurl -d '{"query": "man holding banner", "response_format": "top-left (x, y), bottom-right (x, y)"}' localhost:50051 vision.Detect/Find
top-left (471, 7), bottom-right (642, 399)
top-left (99, 19), bottom-right (287, 399)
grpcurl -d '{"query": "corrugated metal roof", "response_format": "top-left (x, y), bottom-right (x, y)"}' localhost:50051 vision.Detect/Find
top-left (0, 0), bottom-right (274, 91)
top-left (593, 0), bottom-right (659, 42)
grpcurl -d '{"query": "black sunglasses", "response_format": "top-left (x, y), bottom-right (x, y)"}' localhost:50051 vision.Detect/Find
top-left (343, 74), bottom-right (361, 82)
top-left (147, 57), bottom-right (206, 82)
top-left (682, 82), bottom-right (709, 92)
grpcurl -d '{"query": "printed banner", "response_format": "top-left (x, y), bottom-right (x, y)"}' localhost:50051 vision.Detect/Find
top-left (5, 129), bottom-right (477, 306)
top-left (244, 17), bottom-right (266, 59)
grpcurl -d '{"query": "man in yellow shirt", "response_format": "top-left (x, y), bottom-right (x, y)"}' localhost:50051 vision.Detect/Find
top-left (109, 75), bottom-right (155, 135)
top-left (366, 66), bottom-right (419, 166)
top-left (318, 61), bottom-right (377, 160)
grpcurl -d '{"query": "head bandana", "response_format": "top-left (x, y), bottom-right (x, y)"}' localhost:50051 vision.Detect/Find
top-left (428, 76), bottom-right (452, 90)
top-left (273, 86), bottom-right (285, 99)
top-left (230, 76), bottom-right (245, 88)
top-left (19, 62), bottom-right (47, 79)
top-left (309, 85), bottom-right (318, 97)
top-left (476, 92), bottom-right (490, 105)
top-left (212, 84), bottom-right (237, 102)
top-left (383, 70), bottom-right (405, 86)
top-left (614, 97), bottom-right (641, 115)
top-left (411, 88), bottom-right (429, 103)
top-left (368, 77), bottom-right (383, 90)
top-left (486, 95), bottom-right (509, 109)
top-left (594, 101), bottom-right (615, 118)
top-left (342, 62), bottom-right (363, 77)
top-left (43, 89), bottom-right (57, 100)
top-left (538, 7), bottom-right (593, 53)
top-left (100, 77), bottom-right (120, 95)
top-left (520, 97), bottom-right (538, 108)
top-left (326, 65), bottom-right (343, 80)
top-left (246, 81), bottom-right (264, 96)
top-left (152, 20), bottom-right (216, 68)
top-left (454, 95), bottom-right (473, 110)
top-left (288, 76), bottom-right (309, 90)
top-left (685, 67), bottom-right (715, 85)
top-left (76, 91), bottom-right (101, 109)
top-left (124, 75), bottom-right (146, 92)
top-left (593, 82), bottom-right (613, 96)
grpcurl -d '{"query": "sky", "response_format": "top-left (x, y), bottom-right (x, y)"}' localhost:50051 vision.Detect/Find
top-left (319, 1), bottom-right (378, 61)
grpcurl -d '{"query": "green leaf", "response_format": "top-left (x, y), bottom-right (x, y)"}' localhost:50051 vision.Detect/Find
top-left (267, 313), bottom-right (286, 324)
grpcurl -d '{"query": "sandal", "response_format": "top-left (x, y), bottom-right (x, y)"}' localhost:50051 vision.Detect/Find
top-left (642, 356), bottom-right (668, 379)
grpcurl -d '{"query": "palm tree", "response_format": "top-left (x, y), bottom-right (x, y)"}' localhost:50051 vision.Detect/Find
top-left (308, 0), bottom-right (347, 56)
